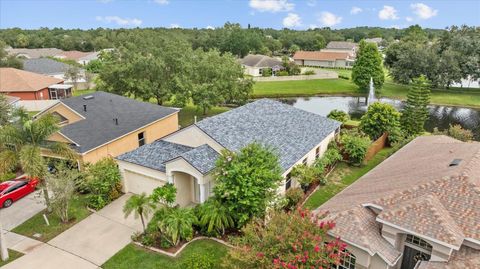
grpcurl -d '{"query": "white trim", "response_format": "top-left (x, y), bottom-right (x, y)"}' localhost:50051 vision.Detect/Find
top-left (465, 238), bottom-right (480, 247)
top-left (376, 218), bottom-right (461, 250)
top-left (57, 131), bottom-right (80, 147)
top-left (81, 111), bottom-right (178, 155)
top-left (35, 102), bottom-right (86, 120)
top-left (362, 203), bottom-right (384, 211)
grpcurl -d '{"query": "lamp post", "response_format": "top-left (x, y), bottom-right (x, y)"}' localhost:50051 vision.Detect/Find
top-left (0, 210), bottom-right (9, 261)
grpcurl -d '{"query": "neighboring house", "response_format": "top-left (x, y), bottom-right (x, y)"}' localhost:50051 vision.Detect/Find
top-left (36, 91), bottom-right (179, 165)
top-left (6, 48), bottom-right (64, 59)
top-left (116, 99), bottom-right (341, 207)
top-left (324, 41), bottom-right (358, 56)
top-left (6, 95), bottom-right (20, 108)
top-left (23, 58), bottom-right (87, 83)
top-left (365, 37), bottom-right (383, 45)
top-left (0, 67), bottom-right (72, 100)
top-left (315, 136), bottom-right (480, 269)
top-left (293, 51), bottom-right (355, 68)
top-left (239, 54), bottom-right (284, 76)
top-left (56, 51), bottom-right (99, 65)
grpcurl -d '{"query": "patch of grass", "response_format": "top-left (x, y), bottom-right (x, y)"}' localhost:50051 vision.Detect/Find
top-left (102, 239), bottom-right (229, 269)
top-left (253, 78), bottom-right (480, 108)
top-left (176, 105), bottom-right (230, 128)
top-left (304, 147), bottom-right (396, 209)
top-left (0, 249), bottom-right (23, 267)
top-left (73, 89), bottom-right (95, 97)
top-left (12, 195), bottom-right (91, 242)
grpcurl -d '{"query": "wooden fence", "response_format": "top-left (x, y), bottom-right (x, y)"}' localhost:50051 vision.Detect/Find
top-left (364, 133), bottom-right (388, 162)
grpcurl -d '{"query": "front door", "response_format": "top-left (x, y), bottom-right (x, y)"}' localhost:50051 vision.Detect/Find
top-left (401, 245), bottom-right (431, 269)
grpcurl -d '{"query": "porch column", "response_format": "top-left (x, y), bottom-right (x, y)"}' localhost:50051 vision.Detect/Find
top-left (167, 172), bottom-right (174, 184)
top-left (199, 183), bottom-right (206, 203)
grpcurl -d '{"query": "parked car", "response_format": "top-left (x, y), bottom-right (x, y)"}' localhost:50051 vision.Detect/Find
top-left (0, 177), bottom-right (39, 208)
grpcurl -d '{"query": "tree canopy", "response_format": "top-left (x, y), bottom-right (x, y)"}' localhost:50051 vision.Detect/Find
top-left (352, 40), bottom-right (385, 91)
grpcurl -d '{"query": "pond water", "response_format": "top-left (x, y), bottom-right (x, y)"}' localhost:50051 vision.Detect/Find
top-left (277, 96), bottom-right (480, 140)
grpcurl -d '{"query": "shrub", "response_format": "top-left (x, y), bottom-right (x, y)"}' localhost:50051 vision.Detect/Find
top-left (196, 199), bottom-right (234, 236)
top-left (277, 70), bottom-right (289, 76)
top-left (84, 157), bottom-right (122, 210)
top-left (327, 109), bottom-right (350, 124)
top-left (360, 102), bottom-right (401, 141)
top-left (433, 124), bottom-right (473, 142)
top-left (158, 207), bottom-right (197, 246)
top-left (224, 208), bottom-right (347, 269)
top-left (341, 133), bottom-right (371, 165)
top-left (0, 172), bottom-right (16, 182)
top-left (302, 70), bottom-right (315, 75)
top-left (262, 68), bottom-right (272, 77)
top-left (182, 253), bottom-right (214, 269)
top-left (284, 188), bottom-right (304, 210)
top-left (315, 147), bottom-right (342, 172)
top-left (291, 164), bottom-right (322, 191)
top-left (339, 74), bottom-right (350, 80)
top-left (150, 183), bottom-right (177, 206)
top-left (287, 63), bottom-right (301, 75)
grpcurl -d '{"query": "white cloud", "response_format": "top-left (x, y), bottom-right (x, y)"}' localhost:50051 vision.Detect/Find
top-left (319, 11), bottom-right (342, 27)
top-left (96, 16), bottom-right (142, 26)
top-left (249, 0), bottom-right (294, 13)
top-left (390, 25), bottom-right (401, 29)
top-left (283, 13), bottom-right (301, 28)
top-left (206, 25), bottom-right (215, 30)
top-left (410, 3), bottom-right (438, 19)
top-left (406, 16), bottom-right (413, 22)
top-left (306, 0), bottom-right (316, 7)
top-left (170, 23), bottom-right (180, 28)
top-left (153, 0), bottom-right (169, 5)
top-left (350, 6), bottom-right (362, 15)
top-left (309, 24), bottom-right (318, 29)
top-left (379, 5), bottom-right (399, 20)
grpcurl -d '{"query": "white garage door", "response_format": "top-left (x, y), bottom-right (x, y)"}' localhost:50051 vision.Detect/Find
top-left (124, 170), bottom-right (164, 195)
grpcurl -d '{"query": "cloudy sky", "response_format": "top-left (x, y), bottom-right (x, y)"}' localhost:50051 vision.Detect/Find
top-left (1, 0), bottom-right (479, 30)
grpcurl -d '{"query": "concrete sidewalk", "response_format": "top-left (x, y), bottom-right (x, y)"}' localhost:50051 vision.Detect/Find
top-left (2, 194), bottom-right (141, 269)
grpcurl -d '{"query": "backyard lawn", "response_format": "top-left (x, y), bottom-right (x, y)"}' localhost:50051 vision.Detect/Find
top-left (304, 147), bottom-right (396, 209)
top-left (12, 195), bottom-right (91, 242)
top-left (0, 250), bottom-right (23, 267)
top-left (102, 239), bottom-right (229, 269)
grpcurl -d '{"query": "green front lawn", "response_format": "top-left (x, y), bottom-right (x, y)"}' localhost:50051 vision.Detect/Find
top-left (304, 147), bottom-right (396, 209)
top-left (12, 195), bottom-right (91, 242)
top-left (102, 239), bottom-right (229, 269)
top-left (0, 250), bottom-right (23, 267)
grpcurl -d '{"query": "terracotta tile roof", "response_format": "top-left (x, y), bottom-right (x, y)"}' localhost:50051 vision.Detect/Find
top-left (293, 51), bottom-right (351, 61)
top-left (59, 51), bottom-right (93, 61)
top-left (0, 67), bottom-right (63, 92)
top-left (325, 206), bottom-right (402, 265)
top-left (417, 246), bottom-right (480, 269)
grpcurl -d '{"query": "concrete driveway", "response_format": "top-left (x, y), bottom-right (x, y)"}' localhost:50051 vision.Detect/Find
top-left (2, 194), bottom-right (142, 269)
top-left (1, 190), bottom-right (45, 231)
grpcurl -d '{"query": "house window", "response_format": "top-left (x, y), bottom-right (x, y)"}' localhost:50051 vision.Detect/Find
top-left (49, 88), bottom-right (58, 100)
top-left (302, 158), bottom-right (308, 165)
top-left (315, 146), bottom-right (321, 159)
top-left (405, 235), bottom-right (432, 252)
top-left (285, 173), bottom-right (292, 191)
top-left (137, 132), bottom-right (146, 147)
top-left (331, 249), bottom-right (356, 269)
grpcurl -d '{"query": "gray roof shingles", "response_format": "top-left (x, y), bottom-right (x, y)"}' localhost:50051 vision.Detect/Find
top-left (60, 91), bottom-right (178, 153)
top-left (195, 99), bottom-right (341, 171)
top-left (240, 54), bottom-right (283, 68)
top-left (117, 140), bottom-right (193, 172)
top-left (175, 144), bottom-right (220, 174)
top-left (23, 58), bottom-right (75, 75)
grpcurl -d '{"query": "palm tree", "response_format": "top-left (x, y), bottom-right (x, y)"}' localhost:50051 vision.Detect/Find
top-left (197, 199), bottom-right (234, 236)
top-left (123, 193), bottom-right (156, 234)
top-left (0, 112), bottom-right (77, 209)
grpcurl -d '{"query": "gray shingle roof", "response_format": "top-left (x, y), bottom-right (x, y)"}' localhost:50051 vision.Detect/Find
top-left (174, 144), bottom-right (219, 174)
top-left (240, 54), bottom-right (283, 68)
top-left (326, 41), bottom-right (357, 50)
top-left (23, 58), bottom-right (75, 75)
top-left (59, 91), bottom-right (178, 153)
top-left (195, 99), bottom-right (341, 171)
top-left (117, 140), bottom-right (193, 172)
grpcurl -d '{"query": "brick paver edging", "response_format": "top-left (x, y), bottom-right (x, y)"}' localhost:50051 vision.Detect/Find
top-left (132, 236), bottom-right (235, 258)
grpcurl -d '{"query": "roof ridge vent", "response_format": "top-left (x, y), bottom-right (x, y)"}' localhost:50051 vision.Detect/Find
top-left (449, 158), bottom-right (462, 167)
top-left (83, 95), bottom-right (94, 100)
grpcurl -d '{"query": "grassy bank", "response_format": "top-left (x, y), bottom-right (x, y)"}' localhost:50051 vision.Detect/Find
top-left (103, 240), bottom-right (229, 269)
top-left (12, 195), bottom-right (91, 242)
top-left (253, 78), bottom-right (480, 108)
top-left (304, 147), bottom-right (396, 209)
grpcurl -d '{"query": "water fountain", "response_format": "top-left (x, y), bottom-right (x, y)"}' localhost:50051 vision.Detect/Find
top-left (366, 77), bottom-right (375, 106)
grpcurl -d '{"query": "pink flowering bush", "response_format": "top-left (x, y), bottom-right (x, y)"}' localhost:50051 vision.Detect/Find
top-left (224, 208), bottom-right (348, 269)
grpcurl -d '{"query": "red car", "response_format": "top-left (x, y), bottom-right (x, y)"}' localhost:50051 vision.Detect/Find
top-left (0, 177), bottom-right (39, 208)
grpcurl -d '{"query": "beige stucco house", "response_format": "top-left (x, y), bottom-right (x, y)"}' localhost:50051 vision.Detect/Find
top-left (293, 51), bottom-right (355, 68)
top-left (239, 54), bottom-right (284, 76)
top-left (316, 136), bottom-right (480, 269)
top-left (36, 91), bottom-right (179, 165)
top-left (116, 99), bottom-right (341, 207)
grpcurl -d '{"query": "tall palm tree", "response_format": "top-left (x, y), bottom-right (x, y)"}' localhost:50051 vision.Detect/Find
top-left (123, 193), bottom-right (156, 234)
top-left (0, 112), bottom-right (77, 209)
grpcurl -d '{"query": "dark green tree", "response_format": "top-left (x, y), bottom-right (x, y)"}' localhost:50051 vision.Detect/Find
top-left (401, 75), bottom-right (431, 135)
top-left (360, 102), bottom-right (401, 140)
top-left (352, 40), bottom-right (385, 91)
top-left (0, 41), bottom-right (23, 69)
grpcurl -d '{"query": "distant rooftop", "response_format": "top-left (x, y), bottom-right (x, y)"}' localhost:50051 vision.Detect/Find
top-left (23, 58), bottom-right (75, 75)
top-left (0, 67), bottom-right (63, 93)
top-left (326, 41), bottom-right (357, 50)
top-left (239, 54), bottom-right (283, 68)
